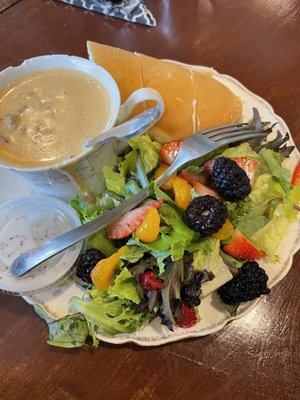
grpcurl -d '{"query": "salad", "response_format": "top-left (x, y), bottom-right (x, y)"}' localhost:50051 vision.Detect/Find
top-left (36, 121), bottom-right (300, 348)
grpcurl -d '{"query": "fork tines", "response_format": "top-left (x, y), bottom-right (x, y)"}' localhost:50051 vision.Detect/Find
top-left (202, 107), bottom-right (272, 144)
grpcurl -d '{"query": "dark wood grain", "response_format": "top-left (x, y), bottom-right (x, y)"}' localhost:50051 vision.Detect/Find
top-left (0, 1), bottom-right (300, 399)
top-left (0, 0), bottom-right (20, 13)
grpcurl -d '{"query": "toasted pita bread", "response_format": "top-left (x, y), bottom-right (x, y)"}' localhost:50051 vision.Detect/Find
top-left (87, 41), bottom-right (242, 142)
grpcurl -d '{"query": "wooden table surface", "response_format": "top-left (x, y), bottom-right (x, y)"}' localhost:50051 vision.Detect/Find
top-left (0, 1), bottom-right (300, 399)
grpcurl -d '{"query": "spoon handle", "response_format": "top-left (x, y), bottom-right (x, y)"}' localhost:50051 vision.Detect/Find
top-left (84, 108), bottom-right (161, 147)
top-left (10, 189), bottom-right (148, 278)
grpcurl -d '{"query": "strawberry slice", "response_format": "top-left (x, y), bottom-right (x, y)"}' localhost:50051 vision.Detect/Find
top-left (233, 157), bottom-right (258, 182)
top-left (159, 141), bottom-right (182, 165)
top-left (180, 171), bottom-right (220, 198)
top-left (180, 171), bottom-right (207, 185)
top-left (204, 157), bottom-right (258, 182)
top-left (291, 162), bottom-right (300, 186)
top-left (203, 159), bottom-right (215, 175)
top-left (107, 199), bottom-right (164, 240)
top-left (193, 182), bottom-right (220, 198)
top-left (223, 230), bottom-right (265, 260)
top-left (175, 302), bottom-right (198, 329)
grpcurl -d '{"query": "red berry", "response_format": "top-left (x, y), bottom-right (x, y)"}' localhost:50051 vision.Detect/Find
top-left (175, 302), bottom-right (198, 328)
top-left (159, 141), bottom-right (182, 165)
top-left (180, 171), bottom-right (207, 185)
top-left (180, 171), bottom-right (219, 198)
top-left (232, 157), bottom-right (258, 182)
top-left (193, 182), bottom-right (220, 199)
top-left (291, 162), bottom-right (300, 186)
top-left (139, 271), bottom-right (164, 292)
top-left (204, 159), bottom-right (215, 175)
top-left (223, 230), bottom-right (265, 260)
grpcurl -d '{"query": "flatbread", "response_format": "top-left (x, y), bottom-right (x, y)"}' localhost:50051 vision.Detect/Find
top-left (87, 41), bottom-right (242, 142)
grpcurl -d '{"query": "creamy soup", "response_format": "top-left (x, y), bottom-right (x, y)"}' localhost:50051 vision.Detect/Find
top-left (0, 69), bottom-right (111, 168)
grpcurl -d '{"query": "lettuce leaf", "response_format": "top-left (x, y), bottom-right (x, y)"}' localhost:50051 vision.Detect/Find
top-left (96, 191), bottom-right (122, 211)
top-left (221, 143), bottom-right (260, 159)
top-left (108, 268), bottom-right (140, 304)
top-left (127, 236), bottom-right (170, 274)
top-left (88, 228), bottom-right (116, 257)
top-left (249, 174), bottom-right (273, 205)
top-left (118, 149), bottom-right (138, 177)
top-left (282, 198), bottom-right (297, 223)
top-left (102, 166), bottom-right (126, 196)
top-left (121, 245), bottom-right (146, 263)
top-left (125, 202), bottom-right (198, 273)
top-left (250, 204), bottom-right (290, 257)
top-left (225, 200), bottom-right (251, 228)
top-left (124, 179), bottom-right (141, 199)
top-left (191, 238), bottom-right (232, 297)
top-left (34, 305), bottom-right (90, 348)
top-left (70, 191), bottom-right (122, 223)
top-left (128, 134), bottom-right (161, 174)
top-left (159, 203), bottom-right (198, 260)
top-left (69, 295), bottom-right (150, 336)
top-left (258, 148), bottom-right (291, 194)
top-left (70, 195), bottom-right (99, 223)
top-left (289, 185), bottom-right (300, 205)
top-left (220, 250), bottom-right (243, 269)
top-left (237, 200), bottom-right (274, 237)
top-left (193, 238), bottom-right (220, 271)
top-left (160, 259), bottom-right (184, 326)
top-left (147, 181), bottom-right (179, 209)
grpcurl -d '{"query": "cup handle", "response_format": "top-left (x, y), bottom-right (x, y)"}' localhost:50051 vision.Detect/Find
top-left (117, 87), bottom-right (164, 124)
top-left (84, 88), bottom-right (164, 148)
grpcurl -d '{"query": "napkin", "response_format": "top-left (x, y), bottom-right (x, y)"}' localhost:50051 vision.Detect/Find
top-left (57, 0), bottom-right (156, 27)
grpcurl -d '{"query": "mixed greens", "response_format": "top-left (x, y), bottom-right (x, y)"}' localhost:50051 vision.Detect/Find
top-left (37, 123), bottom-right (300, 348)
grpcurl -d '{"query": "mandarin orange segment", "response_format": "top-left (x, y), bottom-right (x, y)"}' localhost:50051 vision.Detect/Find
top-left (91, 246), bottom-right (128, 291)
top-left (212, 219), bottom-right (234, 240)
top-left (173, 176), bottom-right (191, 209)
top-left (136, 208), bottom-right (160, 243)
top-left (154, 164), bottom-right (176, 190)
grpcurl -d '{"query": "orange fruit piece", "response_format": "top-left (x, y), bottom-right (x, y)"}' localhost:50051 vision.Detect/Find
top-left (136, 208), bottom-right (160, 243)
top-left (173, 176), bottom-right (191, 209)
top-left (154, 164), bottom-right (176, 190)
top-left (91, 246), bottom-right (128, 291)
top-left (212, 219), bottom-right (234, 240)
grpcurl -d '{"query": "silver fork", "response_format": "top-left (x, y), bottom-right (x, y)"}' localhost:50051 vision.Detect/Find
top-left (10, 108), bottom-right (271, 278)
top-left (155, 108), bottom-right (271, 187)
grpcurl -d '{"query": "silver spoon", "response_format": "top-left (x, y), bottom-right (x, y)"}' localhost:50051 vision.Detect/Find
top-left (84, 107), bottom-right (161, 147)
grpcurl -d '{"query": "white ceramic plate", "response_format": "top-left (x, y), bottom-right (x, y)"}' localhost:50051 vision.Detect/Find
top-left (2, 62), bottom-right (299, 346)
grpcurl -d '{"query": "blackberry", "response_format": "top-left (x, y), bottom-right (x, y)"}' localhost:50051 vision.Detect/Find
top-left (211, 157), bottom-right (251, 201)
top-left (76, 248), bottom-right (106, 284)
top-left (217, 261), bottom-right (270, 305)
top-left (185, 195), bottom-right (228, 235)
top-left (181, 270), bottom-right (203, 308)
